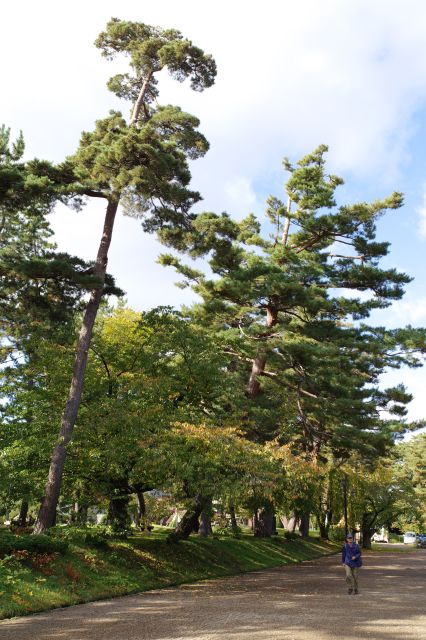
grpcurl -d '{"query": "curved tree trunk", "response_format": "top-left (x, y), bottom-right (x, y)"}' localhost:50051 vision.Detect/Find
top-left (34, 198), bottom-right (119, 534)
top-left (168, 493), bottom-right (209, 542)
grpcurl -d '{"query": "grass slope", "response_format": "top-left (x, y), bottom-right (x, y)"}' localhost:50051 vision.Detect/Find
top-left (0, 528), bottom-right (338, 619)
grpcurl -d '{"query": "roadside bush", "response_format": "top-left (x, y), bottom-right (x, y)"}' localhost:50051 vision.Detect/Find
top-left (49, 525), bottom-right (127, 547)
top-left (214, 524), bottom-right (242, 538)
top-left (389, 533), bottom-right (403, 543)
top-left (0, 532), bottom-right (68, 557)
top-left (328, 526), bottom-right (346, 542)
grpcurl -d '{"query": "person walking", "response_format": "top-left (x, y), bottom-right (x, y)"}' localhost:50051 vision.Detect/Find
top-left (342, 532), bottom-right (362, 594)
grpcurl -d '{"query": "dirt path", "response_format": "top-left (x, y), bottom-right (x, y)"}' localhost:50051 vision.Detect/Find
top-left (1, 549), bottom-right (425, 640)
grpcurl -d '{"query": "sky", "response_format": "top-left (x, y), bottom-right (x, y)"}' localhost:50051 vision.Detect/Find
top-left (2, 0), bottom-right (426, 426)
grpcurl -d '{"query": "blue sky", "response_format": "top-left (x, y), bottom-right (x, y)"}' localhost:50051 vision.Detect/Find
top-left (2, 0), bottom-right (426, 425)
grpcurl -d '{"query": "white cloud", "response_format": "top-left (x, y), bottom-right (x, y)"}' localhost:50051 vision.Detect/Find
top-left (386, 296), bottom-right (426, 325)
top-left (224, 177), bottom-right (259, 218)
top-left (49, 204), bottom-right (199, 311)
top-left (4, 1), bottom-right (426, 182)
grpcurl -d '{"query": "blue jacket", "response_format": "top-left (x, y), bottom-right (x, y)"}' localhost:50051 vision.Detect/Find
top-left (342, 542), bottom-right (362, 568)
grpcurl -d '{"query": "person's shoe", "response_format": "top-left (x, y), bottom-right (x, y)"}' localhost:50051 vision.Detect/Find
top-left (347, 588), bottom-right (353, 594)
top-left (354, 589), bottom-right (359, 594)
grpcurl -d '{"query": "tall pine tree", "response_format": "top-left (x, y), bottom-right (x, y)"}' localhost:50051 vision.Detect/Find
top-left (34, 20), bottom-right (216, 532)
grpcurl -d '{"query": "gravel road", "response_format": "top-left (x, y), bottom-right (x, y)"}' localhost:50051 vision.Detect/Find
top-left (1, 549), bottom-right (425, 640)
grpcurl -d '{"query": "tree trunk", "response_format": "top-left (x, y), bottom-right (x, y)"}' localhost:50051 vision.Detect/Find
top-left (362, 529), bottom-right (373, 549)
top-left (70, 502), bottom-right (79, 523)
top-left (34, 198), bottom-right (119, 534)
top-left (315, 468), bottom-right (333, 539)
top-left (229, 502), bottom-right (238, 532)
top-left (17, 499), bottom-right (29, 527)
top-left (199, 512), bottom-right (213, 537)
top-left (107, 495), bottom-right (131, 532)
top-left (199, 497), bottom-right (213, 538)
top-left (282, 197), bottom-right (292, 245)
top-left (246, 354), bottom-right (267, 398)
top-left (131, 71), bottom-right (153, 124)
top-left (253, 506), bottom-right (275, 537)
top-left (76, 503), bottom-right (88, 525)
top-left (246, 305), bottom-right (277, 398)
top-left (342, 473), bottom-right (349, 538)
top-left (299, 511), bottom-right (310, 537)
top-left (361, 512), bottom-right (375, 549)
top-left (319, 520), bottom-right (329, 539)
top-left (135, 491), bottom-right (146, 530)
top-left (168, 493), bottom-right (208, 542)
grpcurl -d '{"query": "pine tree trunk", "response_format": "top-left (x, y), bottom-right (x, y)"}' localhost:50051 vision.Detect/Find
top-left (246, 354), bottom-right (267, 398)
top-left (17, 500), bottom-right (29, 527)
top-left (246, 304), bottom-right (277, 398)
top-left (34, 198), bottom-right (119, 534)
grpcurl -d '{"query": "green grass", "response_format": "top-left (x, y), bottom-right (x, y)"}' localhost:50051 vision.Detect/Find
top-left (370, 542), bottom-right (418, 553)
top-left (0, 527), bottom-right (338, 619)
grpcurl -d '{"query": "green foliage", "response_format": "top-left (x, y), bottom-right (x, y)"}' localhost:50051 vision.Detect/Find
top-left (328, 526), bottom-right (347, 542)
top-left (1, 14), bottom-right (425, 556)
top-left (0, 531), bottom-right (68, 557)
top-left (95, 18), bottom-right (216, 101)
top-left (163, 146), bottom-right (425, 463)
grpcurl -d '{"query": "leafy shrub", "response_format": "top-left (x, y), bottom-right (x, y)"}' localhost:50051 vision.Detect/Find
top-left (214, 525), bottom-right (231, 536)
top-left (328, 526), bottom-right (346, 542)
top-left (49, 525), bottom-right (129, 547)
top-left (0, 532), bottom-right (68, 557)
top-left (389, 533), bottom-right (403, 543)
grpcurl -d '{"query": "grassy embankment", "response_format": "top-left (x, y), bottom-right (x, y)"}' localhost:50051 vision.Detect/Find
top-left (0, 527), bottom-right (338, 619)
top-left (371, 542), bottom-right (418, 553)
